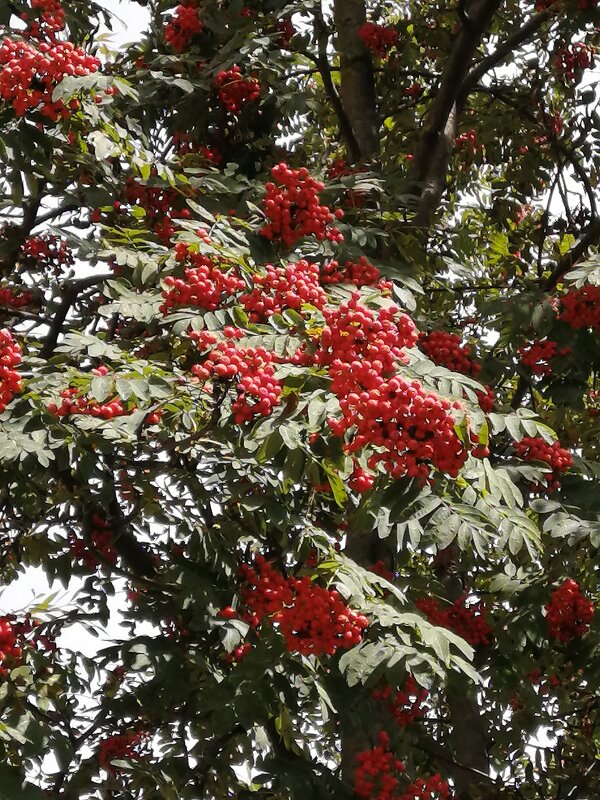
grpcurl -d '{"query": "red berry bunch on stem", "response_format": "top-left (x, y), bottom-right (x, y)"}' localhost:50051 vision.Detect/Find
top-left (358, 22), bottom-right (399, 58)
top-left (48, 387), bottom-right (127, 420)
top-left (0, 286), bottom-right (34, 309)
top-left (555, 42), bottom-right (595, 82)
top-left (98, 730), bottom-right (148, 775)
top-left (320, 256), bottom-right (392, 290)
top-left (260, 163), bottom-right (344, 247)
top-left (164, 2), bottom-right (204, 52)
top-left (518, 339), bottom-right (571, 376)
top-left (371, 675), bottom-right (429, 727)
top-left (22, 0), bottom-right (66, 40)
top-left (69, 514), bottom-right (118, 571)
top-left (234, 556), bottom-right (368, 656)
top-left (240, 260), bottom-right (326, 321)
top-left (416, 593), bottom-right (493, 647)
top-left (161, 244), bottom-right (244, 312)
top-left (20, 234), bottom-right (74, 274)
top-left (354, 732), bottom-right (405, 800)
top-left (0, 37), bottom-right (99, 120)
top-left (214, 66), bottom-right (260, 114)
top-left (0, 328), bottom-right (22, 414)
top-left (191, 338), bottom-right (282, 423)
top-left (514, 436), bottom-right (572, 493)
top-left (559, 285), bottom-right (600, 332)
top-left (546, 579), bottom-right (594, 642)
top-left (419, 330), bottom-right (480, 377)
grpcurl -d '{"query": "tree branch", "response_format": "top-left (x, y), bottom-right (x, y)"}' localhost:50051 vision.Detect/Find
top-left (410, 0), bottom-right (503, 227)
top-left (312, 5), bottom-right (362, 162)
top-left (459, 9), bottom-right (554, 99)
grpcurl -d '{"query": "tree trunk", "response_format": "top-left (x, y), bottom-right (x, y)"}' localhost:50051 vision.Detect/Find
top-left (332, 0), bottom-right (379, 160)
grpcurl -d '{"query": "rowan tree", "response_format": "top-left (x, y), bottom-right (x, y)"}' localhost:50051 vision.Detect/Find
top-left (0, 0), bottom-right (599, 798)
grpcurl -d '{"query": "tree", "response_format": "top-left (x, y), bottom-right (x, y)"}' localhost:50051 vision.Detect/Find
top-left (0, 0), bottom-right (599, 797)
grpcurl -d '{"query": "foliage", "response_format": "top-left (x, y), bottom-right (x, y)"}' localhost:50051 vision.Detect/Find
top-left (0, 0), bottom-right (599, 798)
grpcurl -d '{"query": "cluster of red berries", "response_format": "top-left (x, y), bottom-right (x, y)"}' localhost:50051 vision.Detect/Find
top-left (22, 0), bottom-right (66, 40)
top-left (371, 676), bottom-right (429, 727)
top-left (317, 295), bottom-right (469, 484)
top-left (545, 579), bottom-right (594, 642)
top-left (272, 17), bottom-right (294, 48)
top-left (0, 617), bottom-right (23, 673)
top-left (161, 244), bottom-right (244, 313)
top-left (260, 163), bottom-right (344, 247)
top-left (455, 128), bottom-right (480, 155)
top-left (555, 43), bottom-right (595, 81)
top-left (20, 234), bottom-right (74, 273)
top-left (354, 732), bottom-right (450, 800)
top-left (240, 260), bottom-right (326, 321)
top-left (358, 22), bottom-right (399, 58)
top-left (0, 286), bottom-right (34, 308)
top-left (234, 555), bottom-right (368, 656)
top-left (48, 387), bottom-right (127, 419)
top-left (173, 133), bottom-right (222, 165)
top-left (0, 328), bottom-right (22, 414)
top-left (527, 667), bottom-right (561, 694)
top-left (0, 37), bottom-right (99, 120)
top-left (69, 514), bottom-right (118, 571)
top-left (124, 178), bottom-right (192, 244)
top-left (513, 436), bottom-right (572, 493)
top-left (419, 330), bottom-right (480, 377)
top-left (518, 339), bottom-right (571, 376)
top-left (215, 66), bottom-right (260, 114)
top-left (191, 336), bottom-right (282, 423)
top-left (326, 158), bottom-right (357, 179)
top-left (416, 593), bottom-right (493, 647)
top-left (321, 256), bottom-right (392, 290)
top-left (164, 2), bottom-right (204, 51)
top-left (560, 285), bottom-right (600, 333)
top-left (98, 730), bottom-right (148, 775)
top-left (476, 385), bottom-right (495, 413)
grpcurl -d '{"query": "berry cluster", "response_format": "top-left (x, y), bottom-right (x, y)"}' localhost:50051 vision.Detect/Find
top-left (98, 730), bottom-right (147, 775)
top-left (0, 286), bottom-right (34, 308)
top-left (273, 17), bottom-right (295, 48)
top-left (164, 2), bottom-right (204, 52)
top-left (354, 732), bottom-right (405, 800)
top-left (124, 177), bottom-right (192, 244)
top-left (240, 260), bottom-right (326, 321)
top-left (191, 337), bottom-right (282, 423)
top-left (560, 285), bottom-right (600, 333)
top-left (455, 128), bottom-right (480, 156)
top-left (419, 330), bottom-right (480, 377)
top-left (358, 22), bottom-right (399, 58)
top-left (545, 579), bottom-right (594, 642)
top-left (22, 0), bottom-right (66, 40)
top-left (0, 328), bottom-right (22, 414)
top-left (318, 295), bottom-right (468, 484)
top-left (416, 593), bottom-right (493, 647)
top-left (215, 66), bottom-right (260, 114)
top-left (518, 339), bottom-right (571, 376)
top-left (0, 617), bottom-right (23, 673)
top-left (161, 244), bottom-right (244, 313)
top-left (371, 676), bottom-right (428, 727)
top-left (513, 436), bottom-right (572, 493)
top-left (48, 387), bottom-right (127, 420)
top-left (69, 514), bottom-right (118, 571)
top-left (260, 163), bottom-right (344, 247)
top-left (20, 234), bottom-right (74, 273)
top-left (555, 43), bottom-right (595, 82)
top-left (0, 37), bottom-right (99, 120)
top-left (321, 256), bottom-right (392, 290)
top-left (235, 556), bottom-right (368, 656)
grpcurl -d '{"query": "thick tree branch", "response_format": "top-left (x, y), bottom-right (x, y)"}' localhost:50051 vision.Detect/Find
top-left (313, 5), bottom-right (362, 162)
top-left (544, 217), bottom-right (600, 290)
top-left (459, 9), bottom-right (554, 99)
top-left (332, 0), bottom-right (379, 159)
top-left (410, 0), bottom-right (503, 227)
